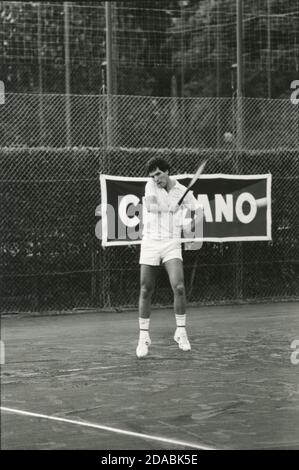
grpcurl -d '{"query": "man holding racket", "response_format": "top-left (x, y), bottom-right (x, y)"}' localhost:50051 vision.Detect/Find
top-left (136, 157), bottom-right (204, 358)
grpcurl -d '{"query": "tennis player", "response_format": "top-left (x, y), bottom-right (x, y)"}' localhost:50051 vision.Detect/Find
top-left (136, 157), bottom-right (203, 358)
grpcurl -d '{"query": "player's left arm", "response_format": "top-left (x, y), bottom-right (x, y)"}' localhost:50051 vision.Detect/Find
top-left (184, 191), bottom-right (204, 233)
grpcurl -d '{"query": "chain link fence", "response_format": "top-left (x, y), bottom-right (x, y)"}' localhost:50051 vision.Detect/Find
top-left (0, 94), bottom-right (298, 312)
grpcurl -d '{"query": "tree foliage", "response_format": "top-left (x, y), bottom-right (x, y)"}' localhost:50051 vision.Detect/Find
top-left (0, 0), bottom-right (297, 97)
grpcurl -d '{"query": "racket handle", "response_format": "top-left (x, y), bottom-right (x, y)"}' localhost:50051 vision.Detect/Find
top-left (178, 189), bottom-right (189, 206)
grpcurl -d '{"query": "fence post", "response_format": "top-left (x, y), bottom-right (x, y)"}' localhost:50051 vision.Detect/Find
top-left (234, 0), bottom-right (244, 302)
top-left (98, 5), bottom-right (114, 308)
top-left (105, 1), bottom-right (113, 149)
top-left (91, 240), bottom-right (97, 305)
top-left (64, 2), bottom-right (71, 148)
top-left (37, 3), bottom-right (45, 145)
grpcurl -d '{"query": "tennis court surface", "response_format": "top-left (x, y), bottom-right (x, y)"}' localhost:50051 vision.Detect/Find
top-left (1, 302), bottom-right (299, 450)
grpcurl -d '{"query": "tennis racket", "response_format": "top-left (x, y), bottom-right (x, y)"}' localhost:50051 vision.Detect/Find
top-left (177, 160), bottom-right (207, 206)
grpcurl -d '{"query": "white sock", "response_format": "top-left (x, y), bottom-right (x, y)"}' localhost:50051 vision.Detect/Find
top-left (139, 318), bottom-right (150, 339)
top-left (175, 314), bottom-right (186, 329)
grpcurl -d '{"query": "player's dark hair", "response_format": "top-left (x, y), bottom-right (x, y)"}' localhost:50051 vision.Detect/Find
top-left (145, 157), bottom-right (170, 175)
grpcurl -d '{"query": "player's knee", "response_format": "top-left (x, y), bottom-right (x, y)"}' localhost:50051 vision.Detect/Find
top-left (172, 282), bottom-right (185, 296)
top-left (140, 284), bottom-right (154, 299)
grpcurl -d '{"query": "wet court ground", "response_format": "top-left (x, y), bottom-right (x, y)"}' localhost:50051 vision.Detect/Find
top-left (1, 302), bottom-right (299, 450)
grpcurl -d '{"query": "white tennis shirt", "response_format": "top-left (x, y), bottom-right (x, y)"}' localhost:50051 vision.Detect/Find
top-left (142, 177), bottom-right (202, 240)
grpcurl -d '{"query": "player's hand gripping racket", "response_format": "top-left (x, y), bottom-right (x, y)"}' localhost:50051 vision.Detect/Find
top-left (177, 160), bottom-right (207, 206)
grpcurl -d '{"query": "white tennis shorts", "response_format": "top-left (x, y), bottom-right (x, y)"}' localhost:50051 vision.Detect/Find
top-left (139, 239), bottom-right (182, 266)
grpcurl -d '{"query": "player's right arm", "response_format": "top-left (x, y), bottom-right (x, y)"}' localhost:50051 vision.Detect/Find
top-left (145, 195), bottom-right (173, 213)
top-left (144, 180), bottom-right (170, 213)
top-left (145, 194), bottom-right (160, 213)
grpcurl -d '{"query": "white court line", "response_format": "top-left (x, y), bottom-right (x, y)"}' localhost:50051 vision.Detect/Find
top-left (1, 406), bottom-right (215, 450)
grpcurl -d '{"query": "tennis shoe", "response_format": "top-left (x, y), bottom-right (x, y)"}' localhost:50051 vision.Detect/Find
top-left (136, 336), bottom-right (151, 358)
top-left (174, 328), bottom-right (191, 351)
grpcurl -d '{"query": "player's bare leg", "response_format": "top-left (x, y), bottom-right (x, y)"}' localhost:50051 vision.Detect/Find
top-left (139, 264), bottom-right (156, 319)
top-left (164, 258), bottom-right (186, 315)
top-left (164, 258), bottom-right (191, 351)
top-left (136, 265), bottom-right (156, 358)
